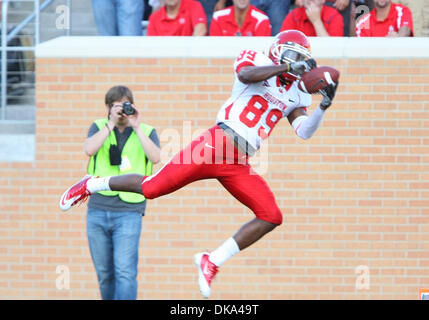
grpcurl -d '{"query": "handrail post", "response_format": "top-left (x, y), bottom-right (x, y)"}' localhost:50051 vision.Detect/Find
top-left (7, 0), bottom-right (53, 44)
top-left (1, 0), bottom-right (53, 121)
top-left (1, 0), bottom-right (9, 120)
top-left (66, 0), bottom-right (71, 36)
top-left (35, 0), bottom-right (40, 45)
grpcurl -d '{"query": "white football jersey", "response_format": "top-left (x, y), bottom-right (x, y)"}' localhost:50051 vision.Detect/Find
top-left (216, 49), bottom-right (312, 153)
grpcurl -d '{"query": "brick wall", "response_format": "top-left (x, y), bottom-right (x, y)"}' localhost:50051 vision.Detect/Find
top-left (1, 37), bottom-right (428, 299)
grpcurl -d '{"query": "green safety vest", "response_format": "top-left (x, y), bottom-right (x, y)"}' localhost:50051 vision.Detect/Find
top-left (87, 119), bottom-right (154, 203)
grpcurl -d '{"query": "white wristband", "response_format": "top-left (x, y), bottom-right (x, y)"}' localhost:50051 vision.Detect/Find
top-left (291, 107), bottom-right (325, 140)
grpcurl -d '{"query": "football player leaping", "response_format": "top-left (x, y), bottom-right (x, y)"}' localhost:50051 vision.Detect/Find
top-left (60, 30), bottom-right (338, 299)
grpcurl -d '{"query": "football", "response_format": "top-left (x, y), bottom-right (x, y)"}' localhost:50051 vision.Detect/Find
top-left (298, 66), bottom-right (340, 94)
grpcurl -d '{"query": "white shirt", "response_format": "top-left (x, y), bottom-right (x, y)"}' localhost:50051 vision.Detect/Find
top-left (216, 49), bottom-right (312, 153)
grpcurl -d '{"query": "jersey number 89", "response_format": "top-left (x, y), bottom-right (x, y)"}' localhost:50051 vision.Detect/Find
top-left (227, 96), bottom-right (282, 139)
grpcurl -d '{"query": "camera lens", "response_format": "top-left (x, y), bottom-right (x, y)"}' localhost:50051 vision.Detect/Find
top-left (122, 102), bottom-right (135, 115)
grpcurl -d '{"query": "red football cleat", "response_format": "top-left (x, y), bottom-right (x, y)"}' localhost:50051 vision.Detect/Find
top-left (194, 252), bottom-right (219, 298)
top-left (59, 175), bottom-right (92, 211)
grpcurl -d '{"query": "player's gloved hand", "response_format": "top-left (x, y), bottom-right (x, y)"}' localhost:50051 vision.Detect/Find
top-left (319, 83), bottom-right (338, 110)
top-left (282, 57), bottom-right (317, 76)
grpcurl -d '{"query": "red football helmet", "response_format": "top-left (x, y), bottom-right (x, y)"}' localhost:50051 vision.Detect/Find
top-left (268, 30), bottom-right (312, 83)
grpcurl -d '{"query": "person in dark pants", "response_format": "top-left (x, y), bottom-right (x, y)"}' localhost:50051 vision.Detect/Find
top-left (324, 0), bottom-right (352, 36)
top-left (250, 0), bottom-right (292, 35)
top-left (92, 0), bottom-right (145, 35)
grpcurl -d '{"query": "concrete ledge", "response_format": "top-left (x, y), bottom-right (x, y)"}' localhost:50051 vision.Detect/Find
top-left (0, 120), bottom-right (35, 134)
top-left (36, 36), bottom-right (429, 58)
top-left (0, 134), bottom-right (35, 162)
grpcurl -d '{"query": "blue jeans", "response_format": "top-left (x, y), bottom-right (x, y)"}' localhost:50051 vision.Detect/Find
top-left (92, 0), bottom-right (144, 35)
top-left (251, 0), bottom-right (291, 35)
top-left (87, 208), bottom-right (143, 300)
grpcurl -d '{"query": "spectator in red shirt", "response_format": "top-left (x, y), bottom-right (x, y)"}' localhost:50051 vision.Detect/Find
top-left (147, 0), bottom-right (208, 36)
top-left (210, 0), bottom-right (272, 36)
top-left (356, 0), bottom-right (413, 37)
top-left (211, 0), bottom-right (289, 36)
top-left (324, 0), bottom-right (352, 36)
top-left (281, 0), bottom-right (344, 36)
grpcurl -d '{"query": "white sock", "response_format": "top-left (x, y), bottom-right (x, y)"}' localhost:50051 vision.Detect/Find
top-left (86, 176), bottom-right (111, 193)
top-left (209, 237), bottom-right (240, 267)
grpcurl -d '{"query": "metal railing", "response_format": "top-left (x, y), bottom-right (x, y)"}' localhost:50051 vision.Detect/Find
top-left (1, 0), bottom-right (145, 121)
top-left (0, 0), bottom-right (57, 120)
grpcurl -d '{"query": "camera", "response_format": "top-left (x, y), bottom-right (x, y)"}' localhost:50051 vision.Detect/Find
top-left (122, 102), bottom-right (135, 116)
top-left (109, 144), bottom-right (122, 166)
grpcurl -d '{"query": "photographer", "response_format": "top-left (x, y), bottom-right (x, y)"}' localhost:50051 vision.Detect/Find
top-left (84, 85), bottom-right (160, 300)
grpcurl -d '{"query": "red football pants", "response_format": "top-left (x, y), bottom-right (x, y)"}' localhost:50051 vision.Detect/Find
top-left (141, 125), bottom-right (283, 225)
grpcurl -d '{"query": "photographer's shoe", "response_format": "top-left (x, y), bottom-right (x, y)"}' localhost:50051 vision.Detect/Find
top-left (59, 175), bottom-right (92, 211)
top-left (194, 252), bottom-right (218, 299)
